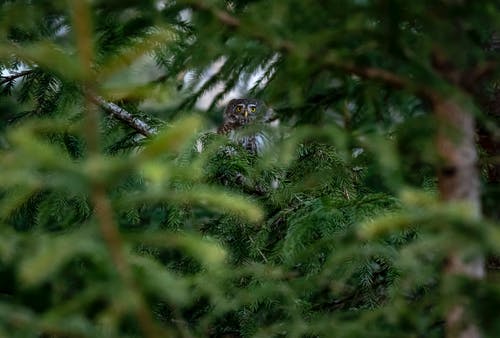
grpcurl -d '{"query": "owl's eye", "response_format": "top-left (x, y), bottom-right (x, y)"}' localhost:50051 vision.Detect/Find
top-left (250, 106), bottom-right (256, 113)
top-left (236, 106), bottom-right (242, 112)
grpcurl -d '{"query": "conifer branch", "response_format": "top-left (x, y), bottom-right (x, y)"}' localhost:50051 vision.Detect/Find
top-left (326, 61), bottom-right (439, 100)
top-left (0, 69), bottom-right (33, 86)
top-left (189, 1), bottom-right (295, 52)
top-left (71, 2), bottom-right (163, 337)
top-left (189, 1), bottom-right (240, 28)
top-left (189, 2), bottom-right (434, 96)
top-left (248, 235), bottom-right (268, 263)
top-left (192, 2), bottom-right (496, 103)
top-left (0, 69), bottom-right (157, 138)
top-left (92, 96), bottom-right (157, 137)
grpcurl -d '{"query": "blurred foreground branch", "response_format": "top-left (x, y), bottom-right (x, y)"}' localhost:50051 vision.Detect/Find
top-left (71, 1), bottom-right (164, 336)
top-left (0, 69), bottom-right (157, 137)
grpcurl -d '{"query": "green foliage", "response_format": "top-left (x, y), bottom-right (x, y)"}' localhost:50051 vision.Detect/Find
top-left (0, 1), bottom-right (499, 337)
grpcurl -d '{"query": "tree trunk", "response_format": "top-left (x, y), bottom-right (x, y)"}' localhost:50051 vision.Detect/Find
top-left (433, 97), bottom-right (484, 338)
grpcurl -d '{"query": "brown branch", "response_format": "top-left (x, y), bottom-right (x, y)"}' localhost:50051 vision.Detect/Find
top-left (189, 1), bottom-right (240, 28)
top-left (91, 183), bottom-right (166, 338)
top-left (191, 1), bottom-right (495, 110)
top-left (340, 64), bottom-right (409, 89)
top-left (189, 1), bottom-right (295, 52)
top-left (327, 61), bottom-right (439, 101)
top-left (466, 61), bottom-right (498, 82)
top-left (213, 9), bottom-right (240, 28)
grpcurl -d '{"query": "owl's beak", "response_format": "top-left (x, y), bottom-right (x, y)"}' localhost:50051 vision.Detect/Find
top-left (244, 110), bottom-right (248, 118)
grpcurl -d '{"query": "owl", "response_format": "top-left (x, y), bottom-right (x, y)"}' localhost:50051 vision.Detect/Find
top-left (217, 98), bottom-right (269, 154)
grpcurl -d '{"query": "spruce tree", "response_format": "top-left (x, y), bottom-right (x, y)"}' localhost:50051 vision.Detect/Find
top-left (0, 1), bottom-right (499, 338)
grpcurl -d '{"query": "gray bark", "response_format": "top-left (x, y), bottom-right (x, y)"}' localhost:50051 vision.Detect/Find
top-left (433, 97), bottom-right (484, 338)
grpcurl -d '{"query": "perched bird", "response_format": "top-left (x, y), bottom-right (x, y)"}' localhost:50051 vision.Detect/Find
top-left (209, 98), bottom-right (277, 194)
top-left (217, 98), bottom-right (270, 154)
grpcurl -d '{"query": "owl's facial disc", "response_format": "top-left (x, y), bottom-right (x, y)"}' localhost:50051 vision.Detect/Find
top-left (226, 100), bottom-right (262, 128)
top-left (235, 104), bottom-right (250, 119)
top-left (242, 104), bottom-right (256, 118)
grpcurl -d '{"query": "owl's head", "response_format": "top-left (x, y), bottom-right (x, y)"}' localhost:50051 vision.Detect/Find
top-left (223, 98), bottom-right (265, 128)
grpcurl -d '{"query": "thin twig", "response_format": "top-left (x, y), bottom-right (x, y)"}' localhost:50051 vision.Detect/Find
top-left (248, 235), bottom-right (268, 263)
top-left (190, 1), bottom-right (294, 52)
top-left (0, 69), bottom-right (34, 86)
top-left (213, 9), bottom-right (240, 28)
top-left (189, 1), bottom-right (240, 28)
top-left (171, 307), bottom-right (194, 338)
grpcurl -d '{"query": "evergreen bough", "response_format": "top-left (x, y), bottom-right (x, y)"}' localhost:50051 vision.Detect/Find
top-left (0, 1), bottom-right (498, 337)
